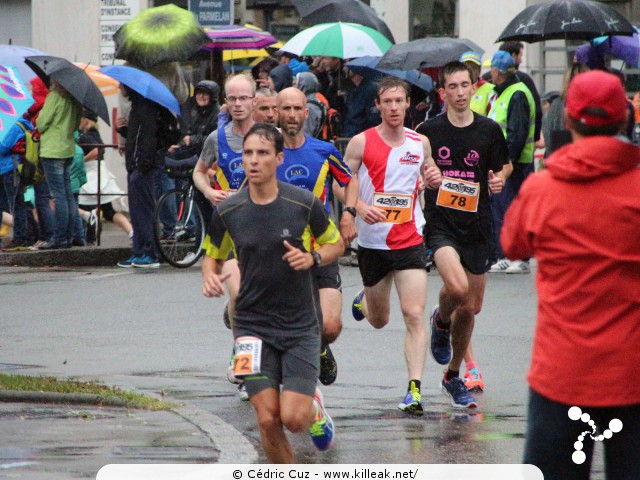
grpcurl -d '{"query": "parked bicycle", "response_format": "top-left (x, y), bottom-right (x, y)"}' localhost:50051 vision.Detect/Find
top-left (153, 146), bottom-right (206, 268)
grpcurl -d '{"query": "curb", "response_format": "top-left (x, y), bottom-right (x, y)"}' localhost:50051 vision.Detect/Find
top-left (174, 404), bottom-right (258, 464)
top-left (0, 247), bottom-right (131, 267)
top-left (0, 389), bottom-right (128, 406)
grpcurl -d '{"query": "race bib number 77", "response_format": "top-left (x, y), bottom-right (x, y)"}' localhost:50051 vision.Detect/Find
top-left (372, 192), bottom-right (414, 223)
top-left (436, 177), bottom-right (480, 213)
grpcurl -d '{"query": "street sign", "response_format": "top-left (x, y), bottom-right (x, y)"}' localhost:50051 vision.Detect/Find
top-left (189, 0), bottom-right (233, 27)
top-left (100, 0), bottom-right (140, 65)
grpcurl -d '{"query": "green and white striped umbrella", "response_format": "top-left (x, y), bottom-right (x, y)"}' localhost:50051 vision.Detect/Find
top-left (281, 22), bottom-right (393, 59)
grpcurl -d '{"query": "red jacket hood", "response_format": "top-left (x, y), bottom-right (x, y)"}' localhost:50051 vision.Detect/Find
top-left (545, 135), bottom-right (640, 182)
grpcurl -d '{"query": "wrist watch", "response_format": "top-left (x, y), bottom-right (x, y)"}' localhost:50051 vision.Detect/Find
top-left (311, 251), bottom-right (322, 267)
top-left (343, 206), bottom-right (357, 217)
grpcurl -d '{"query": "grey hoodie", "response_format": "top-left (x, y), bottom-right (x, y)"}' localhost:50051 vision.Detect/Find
top-left (296, 72), bottom-right (325, 138)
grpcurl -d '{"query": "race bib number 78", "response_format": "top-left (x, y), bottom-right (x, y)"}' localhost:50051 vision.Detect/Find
top-left (436, 177), bottom-right (480, 213)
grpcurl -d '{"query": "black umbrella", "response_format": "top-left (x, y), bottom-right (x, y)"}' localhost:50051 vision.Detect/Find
top-left (292, 0), bottom-right (395, 43)
top-left (377, 37), bottom-right (483, 70)
top-left (497, 0), bottom-right (635, 43)
top-left (24, 56), bottom-right (110, 125)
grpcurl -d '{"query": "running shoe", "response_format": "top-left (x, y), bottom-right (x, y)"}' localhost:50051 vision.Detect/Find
top-left (441, 375), bottom-right (477, 408)
top-left (223, 301), bottom-right (231, 329)
top-left (430, 306), bottom-right (451, 365)
top-left (237, 383), bottom-right (249, 401)
top-left (489, 258), bottom-right (511, 273)
top-left (505, 260), bottom-right (531, 274)
top-left (398, 380), bottom-right (423, 415)
top-left (351, 288), bottom-right (365, 321)
top-left (319, 346), bottom-right (338, 386)
top-left (117, 256), bottom-right (140, 268)
top-left (309, 388), bottom-right (334, 451)
top-left (464, 368), bottom-right (485, 392)
top-left (132, 255), bottom-right (160, 268)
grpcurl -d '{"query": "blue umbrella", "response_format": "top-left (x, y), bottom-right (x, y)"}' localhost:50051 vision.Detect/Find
top-left (98, 65), bottom-right (180, 115)
top-left (0, 64), bottom-right (34, 144)
top-left (346, 56), bottom-right (434, 92)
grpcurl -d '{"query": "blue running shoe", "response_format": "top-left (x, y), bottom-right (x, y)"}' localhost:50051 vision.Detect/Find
top-left (398, 380), bottom-right (423, 415)
top-left (309, 389), bottom-right (334, 451)
top-left (352, 288), bottom-right (365, 321)
top-left (132, 255), bottom-right (160, 268)
top-left (441, 375), bottom-right (477, 408)
top-left (117, 256), bottom-right (140, 268)
top-left (430, 306), bottom-right (451, 365)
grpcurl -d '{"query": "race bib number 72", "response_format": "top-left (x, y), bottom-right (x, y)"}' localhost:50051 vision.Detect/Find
top-left (233, 336), bottom-right (262, 378)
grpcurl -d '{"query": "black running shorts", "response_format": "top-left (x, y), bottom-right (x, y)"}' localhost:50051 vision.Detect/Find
top-left (357, 244), bottom-right (427, 287)
top-left (236, 331), bottom-right (320, 398)
top-left (427, 226), bottom-right (492, 275)
top-left (314, 261), bottom-right (342, 291)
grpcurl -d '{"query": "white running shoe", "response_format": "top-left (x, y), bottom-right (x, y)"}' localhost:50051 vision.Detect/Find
top-left (489, 258), bottom-right (511, 273)
top-left (505, 260), bottom-right (531, 274)
top-left (237, 383), bottom-right (249, 401)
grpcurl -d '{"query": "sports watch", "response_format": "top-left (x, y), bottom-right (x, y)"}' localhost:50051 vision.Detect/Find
top-left (311, 251), bottom-right (322, 267)
top-left (343, 207), bottom-right (357, 217)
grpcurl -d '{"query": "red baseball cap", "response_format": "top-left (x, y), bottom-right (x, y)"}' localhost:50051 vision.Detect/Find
top-left (566, 70), bottom-right (628, 127)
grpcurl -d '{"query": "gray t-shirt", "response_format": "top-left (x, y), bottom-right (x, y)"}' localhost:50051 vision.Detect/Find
top-left (204, 182), bottom-right (340, 338)
top-left (200, 122), bottom-right (244, 168)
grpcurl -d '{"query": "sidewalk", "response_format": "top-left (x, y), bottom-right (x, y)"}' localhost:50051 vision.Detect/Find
top-left (0, 223), bottom-right (258, 477)
top-left (0, 221), bottom-right (132, 268)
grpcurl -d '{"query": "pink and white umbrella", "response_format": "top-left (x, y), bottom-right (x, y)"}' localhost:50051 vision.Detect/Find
top-left (203, 25), bottom-right (278, 51)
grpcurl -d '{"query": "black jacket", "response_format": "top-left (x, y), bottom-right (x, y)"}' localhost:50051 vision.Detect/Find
top-left (179, 96), bottom-right (219, 154)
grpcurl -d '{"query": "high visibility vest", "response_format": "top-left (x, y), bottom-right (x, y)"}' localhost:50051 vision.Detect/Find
top-left (488, 82), bottom-right (536, 164)
top-left (470, 81), bottom-right (494, 116)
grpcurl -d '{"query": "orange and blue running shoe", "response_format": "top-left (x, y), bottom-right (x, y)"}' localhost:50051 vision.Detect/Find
top-left (464, 368), bottom-right (485, 392)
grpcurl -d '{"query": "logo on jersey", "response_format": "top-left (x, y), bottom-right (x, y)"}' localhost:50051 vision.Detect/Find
top-left (399, 151), bottom-right (420, 165)
top-left (284, 164), bottom-right (310, 182)
top-left (464, 150), bottom-right (480, 167)
top-left (229, 156), bottom-right (245, 189)
top-left (442, 180), bottom-right (478, 196)
top-left (438, 146), bottom-right (451, 160)
top-left (373, 195), bottom-right (411, 208)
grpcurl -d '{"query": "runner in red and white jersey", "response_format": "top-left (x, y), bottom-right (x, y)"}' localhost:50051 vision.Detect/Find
top-left (344, 77), bottom-right (442, 416)
top-left (356, 126), bottom-right (426, 250)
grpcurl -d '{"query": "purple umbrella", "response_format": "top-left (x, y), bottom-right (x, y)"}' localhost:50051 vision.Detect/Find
top-left (591, 27), bottom-right (640, 67)
top-left (202, 25), bottom-right (278, 51)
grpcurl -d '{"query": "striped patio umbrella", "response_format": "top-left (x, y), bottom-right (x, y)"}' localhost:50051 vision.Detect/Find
top-left (280, 22), bottom-right (393, 59)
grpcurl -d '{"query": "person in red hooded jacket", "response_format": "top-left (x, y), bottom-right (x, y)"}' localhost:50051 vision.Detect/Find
top-left (501, 70), bottom-right (640, 480)
top-left (26, 77), bottom-right (55, 246)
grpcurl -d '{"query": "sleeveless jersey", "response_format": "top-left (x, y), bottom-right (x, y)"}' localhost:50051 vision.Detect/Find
top-left (215, 126), bottom-right (246, 191)
top-left (356, 127), bottom-right (426, 250)
top-left (279, 135), bottom-right (352, 213)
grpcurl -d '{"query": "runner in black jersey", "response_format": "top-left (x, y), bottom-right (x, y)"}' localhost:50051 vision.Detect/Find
top-left (201, 124), bottom-right (344, 463)
top-left (416, 61), bottom-right (510, 408)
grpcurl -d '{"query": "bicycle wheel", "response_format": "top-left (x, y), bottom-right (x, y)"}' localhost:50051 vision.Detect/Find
top-left (153, 187), bottom-right (206, 268)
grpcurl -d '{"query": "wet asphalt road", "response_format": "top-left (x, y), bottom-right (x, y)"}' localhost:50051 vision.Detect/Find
top-left (0, 260), bottom-right (546, 471)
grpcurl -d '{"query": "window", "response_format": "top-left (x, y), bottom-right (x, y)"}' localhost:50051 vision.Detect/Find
top-left (410, 0), bottom-right (457, 40)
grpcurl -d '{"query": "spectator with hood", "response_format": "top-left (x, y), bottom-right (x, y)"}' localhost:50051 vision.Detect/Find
top-left (277, 51), bottom-right (310, 75)
top-left (26, 77), bottom-right (55, 247)
top-left (268, 64), bottom-right (293, 93)
top-left (172, 80), bottom-right (220, 156)
top-left (295, 71), bottom-right (326, 138)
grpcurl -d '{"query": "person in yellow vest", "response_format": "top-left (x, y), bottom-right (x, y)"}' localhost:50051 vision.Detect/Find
top-left (487, 51), bottom-right (535, 275)
top-left (460, 51), bottom-right (495, 116)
